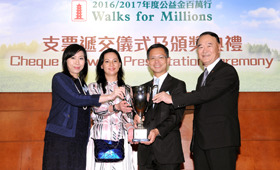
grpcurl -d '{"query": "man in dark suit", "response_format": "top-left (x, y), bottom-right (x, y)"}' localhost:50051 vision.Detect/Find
top-left (135, 43), bottom-right (186, 170)
top-left (153, 32), bottom-right (241, 170)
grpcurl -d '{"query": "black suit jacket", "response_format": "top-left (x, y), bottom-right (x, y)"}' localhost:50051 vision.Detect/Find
top-left (173, 60), bottom-right (241, 150)
top-left (138, 74), bottom-right (186, 165)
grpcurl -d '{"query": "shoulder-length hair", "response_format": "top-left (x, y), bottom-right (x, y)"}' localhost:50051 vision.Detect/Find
top-left (62, 44), bottom-right (88, 80)
top-left (96, 48), bottom-right (125, 93)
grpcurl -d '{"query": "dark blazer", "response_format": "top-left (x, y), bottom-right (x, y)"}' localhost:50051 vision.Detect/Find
top-left (172, 60), bottom-right (241, 150)
top-left (45, 72), bottom-right (101, 137)
top-left (138, 74), bottom-right (186, 165)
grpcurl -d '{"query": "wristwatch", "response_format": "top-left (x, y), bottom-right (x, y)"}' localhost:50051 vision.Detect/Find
top-left (113, 104), bottom-right (120, 112)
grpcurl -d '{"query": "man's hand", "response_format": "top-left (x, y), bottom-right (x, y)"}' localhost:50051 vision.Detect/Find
top-left (141, 128), bottom-right (160, 145)
top-left (152, 91), bottom-right (173, 104)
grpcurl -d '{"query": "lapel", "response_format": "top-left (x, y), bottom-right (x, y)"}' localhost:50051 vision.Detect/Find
top-left (145, 80), bottom-right (154, 113)
top-left (197, 60), bottom-right (224, 89)
top-left (196, 72), bottom-right (203, 90)
top-left (153, 74), bottom-right (172, 110)
top-left (145, 74), bottom-right (172, 113)
top-left (158, 74), bottom-right (172, 93)
top-left (206, 60), bottom-right (224, 82)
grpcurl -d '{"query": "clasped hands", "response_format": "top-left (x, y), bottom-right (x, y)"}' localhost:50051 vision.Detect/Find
top-left (109, 86), bottom-right (133, 112)
top-left (112, 88), bottom-right (173, 112)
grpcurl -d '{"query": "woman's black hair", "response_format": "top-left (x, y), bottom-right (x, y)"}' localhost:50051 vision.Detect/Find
top-left (96, 48), bottom-right (125, 93)
top-left (62, 44), bottom-right (88, 80)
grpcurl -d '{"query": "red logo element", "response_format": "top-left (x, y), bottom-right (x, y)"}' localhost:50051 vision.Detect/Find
top-left (71, 0), bottom-right (87, 22)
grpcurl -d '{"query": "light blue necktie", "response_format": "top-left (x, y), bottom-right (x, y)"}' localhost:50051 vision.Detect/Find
top-left (201, 68), bottom-right (208, 86)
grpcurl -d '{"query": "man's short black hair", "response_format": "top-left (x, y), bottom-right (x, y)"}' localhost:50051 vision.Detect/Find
top-left (147, 43), bottom-right (169, 59)
top-left (196, 31), bottom-right (220, 45)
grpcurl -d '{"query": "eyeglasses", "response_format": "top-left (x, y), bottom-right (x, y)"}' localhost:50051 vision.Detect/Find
top-left (148, 55), bottom-right (167, 61)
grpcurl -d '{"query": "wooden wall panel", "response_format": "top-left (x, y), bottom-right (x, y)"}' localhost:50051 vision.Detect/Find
top-left (0, 111), bottom-right (48, 141)
top-left (21, 141), bottom-right (44, 170)
top-left (0, 93), bottom-right (51, 111)
top-left (237, 141), bottom-right (280, 170)
top-left (239, 110), bottom-right (280, 140)
top-left (0, 111), bottom-right (34, 141)
top-left (0, 142), bottom-right (22, 170)
top-left (0, 92), bottom-right (279, 170)
top-left (239, 92), bottom-right (280, 110)
top-left (180, 112), bottom-right (194, 170)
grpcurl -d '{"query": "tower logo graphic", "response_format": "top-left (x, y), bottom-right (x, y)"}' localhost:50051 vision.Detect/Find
top-left (71, 0), bottom-right (87, 22)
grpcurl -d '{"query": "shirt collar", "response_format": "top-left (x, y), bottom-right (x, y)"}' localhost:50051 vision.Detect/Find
top-left (153, 72), bottom-right (168, 90)
top-left (204, 58), bottom-right (221, 73)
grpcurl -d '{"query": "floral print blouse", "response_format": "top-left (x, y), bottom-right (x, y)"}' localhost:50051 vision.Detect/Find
top-left (88, 81), bottom-right (134, 141)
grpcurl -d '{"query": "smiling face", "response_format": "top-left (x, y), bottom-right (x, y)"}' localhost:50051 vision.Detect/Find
top-left (197, 34), bottom-right (221, 67)
top-left (101, 52), bottom-right (121, 78)
top-left (147, 47), bottom-right (170, 77)
top-left (66, 50), bottom-right (85, 78)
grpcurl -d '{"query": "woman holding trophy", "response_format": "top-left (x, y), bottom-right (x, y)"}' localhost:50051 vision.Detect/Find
top-left (42, 44), bottom-right (125, 170)
top-left (86, 48), bottom-right (135, 170)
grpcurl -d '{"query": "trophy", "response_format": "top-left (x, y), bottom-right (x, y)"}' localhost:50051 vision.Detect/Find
top-left (132, 85), bottom-right (150, 142)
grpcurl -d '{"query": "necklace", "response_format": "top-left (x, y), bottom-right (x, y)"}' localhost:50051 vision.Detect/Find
top-left (74, 77), bottom-right (88, 110)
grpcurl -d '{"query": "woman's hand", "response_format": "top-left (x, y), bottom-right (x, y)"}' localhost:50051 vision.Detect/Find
top-left (133, 114), bottom-right (145, 128)
top-left (133, 114), bottom-right (140, 128)
top-left (110, 86), bottom-right (125, 100)
top-left (98, 87), bottom-right (125, 103)
top-left (118, 101), bottom-right (132, 113)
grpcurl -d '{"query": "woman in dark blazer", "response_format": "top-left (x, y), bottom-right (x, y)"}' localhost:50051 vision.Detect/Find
top-left (42, 44), bottom-right (125, 170)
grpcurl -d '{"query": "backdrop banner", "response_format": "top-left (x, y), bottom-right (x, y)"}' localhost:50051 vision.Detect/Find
top-left (0, 0), bottom-right (279, 92)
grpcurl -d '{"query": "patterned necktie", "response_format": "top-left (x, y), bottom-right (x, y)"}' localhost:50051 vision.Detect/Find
top-left (152, 78), bottom-right (159, 107)
top-left (201, 68), bottom-right (208, 86)
top-left (153, 78), bottom-right (160, 98)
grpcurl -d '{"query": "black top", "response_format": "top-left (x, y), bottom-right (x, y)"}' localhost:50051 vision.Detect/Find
top-left (73, 78), bottom-right (90, 142)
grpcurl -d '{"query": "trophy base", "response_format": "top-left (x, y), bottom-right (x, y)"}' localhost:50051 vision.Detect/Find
top-left (132, 138), bottom-right (149, 142)
top-left (132, 128), bottom-right (149, 142)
